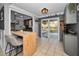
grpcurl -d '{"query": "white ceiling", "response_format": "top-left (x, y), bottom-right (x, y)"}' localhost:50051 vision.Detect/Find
top-left (12, 3), bottom-right (67, 16)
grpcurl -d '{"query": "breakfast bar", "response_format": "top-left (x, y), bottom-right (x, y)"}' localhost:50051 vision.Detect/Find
top-left (12, 31), bottom-right (36, 56)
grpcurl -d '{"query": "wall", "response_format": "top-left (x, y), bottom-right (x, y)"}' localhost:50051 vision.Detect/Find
top-left (0, 4), bottom-right (6, 54)
top-left (0, 4), bottom-right (11, 54)
top-left (0, 30), bottom-right (5, 52)
top-left (4, 4), bottom-right (11, 35)
top-left (34, 18), bottom-right (39, 36)
top-left (33, 17), bottom-right (39, 36)
top-left (0, 4), bottom-right (3, 49)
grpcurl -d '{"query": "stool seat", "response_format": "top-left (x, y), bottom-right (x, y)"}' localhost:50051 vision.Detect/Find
top-left (5, 35), bottom-right (23, 46)
top-left (5, 34), bottom-right (23, 56)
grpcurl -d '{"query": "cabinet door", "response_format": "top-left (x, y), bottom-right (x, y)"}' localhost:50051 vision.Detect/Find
top-left (23, 32), bottom-right (36, 56)
top-left (73, 36), bottom-right (78, 55)
top-left (64, 34), bottom-right (72, 55)
top-left (69, 35), bottom-right (77, 56)
top-left (64, 34), bottom-right (77, 56)
top-left (65, 5), bottom-right (77, 24)
top-left (29, 32), bottom-right (36, 55)
top-left (23, 36), bottom-right (32, 56)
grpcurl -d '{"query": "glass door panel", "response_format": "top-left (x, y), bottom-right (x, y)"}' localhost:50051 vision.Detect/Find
top-left (41, 20), bottom-right (48, 38)
top-left (49, 20), bottom-right (59, 39)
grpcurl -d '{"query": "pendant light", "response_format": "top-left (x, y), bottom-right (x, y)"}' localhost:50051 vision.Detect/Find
top-left (41, 8), bottom-right (48, 14)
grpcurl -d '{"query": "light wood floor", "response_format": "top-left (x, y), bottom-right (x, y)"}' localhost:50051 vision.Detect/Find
top-left (33, 37), bottom-right (67, 56)
top-left (0, 47), bottom-right (4, 56)
top-left (4, 37), bottom-right (68, 56)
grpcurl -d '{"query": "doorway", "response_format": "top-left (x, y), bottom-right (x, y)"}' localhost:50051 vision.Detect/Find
top-left (41, 17), bottom-right (60, 40)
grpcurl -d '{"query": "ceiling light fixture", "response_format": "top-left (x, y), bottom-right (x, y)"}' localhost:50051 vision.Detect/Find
top-left (41, 8), bottom-right (48, 14)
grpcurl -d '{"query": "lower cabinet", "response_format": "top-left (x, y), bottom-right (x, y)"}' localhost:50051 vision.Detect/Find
top-left (23, 32), bottom-right (36, 56)
top-left (64, 34), bottom-right (78, 56)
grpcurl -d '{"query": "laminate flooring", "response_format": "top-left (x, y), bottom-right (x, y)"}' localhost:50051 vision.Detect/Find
top-left (33, 37), bottom-right (67, 56)
top-left (2, 37), bottom-right (67, 56)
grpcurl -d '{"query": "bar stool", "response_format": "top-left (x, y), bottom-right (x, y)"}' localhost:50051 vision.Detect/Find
top-left (5, 34), bottom-right (23, 56)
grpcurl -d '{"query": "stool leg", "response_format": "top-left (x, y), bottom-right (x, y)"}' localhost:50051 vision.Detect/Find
top-left (5, 43), bottom-right (8, 54)
top-left (5, 43), bottom-right (10, 55)
top-left (14, 46), bottom-right (23, 56)
top-left (15, 46), bottom-right (18, 56)
top-left (9, 44), bottom-right (12, 56)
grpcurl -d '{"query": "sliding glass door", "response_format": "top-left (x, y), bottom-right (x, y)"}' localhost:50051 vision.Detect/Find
top-left (49, 20), bottom-right (59, 40)
top-left (41, 17), bottom-right (60, 40)
top-left (41, 20), bottom-right (48, 38)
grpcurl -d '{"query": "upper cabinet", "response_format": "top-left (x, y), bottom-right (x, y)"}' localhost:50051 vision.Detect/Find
top-left (65, 4), bottom-right (77, 24)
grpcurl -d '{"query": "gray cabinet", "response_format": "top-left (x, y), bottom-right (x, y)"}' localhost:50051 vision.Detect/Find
top-left (65, 4), bottom-right (77, 24)
top-left (64, 34), bottom-right (78, 56)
